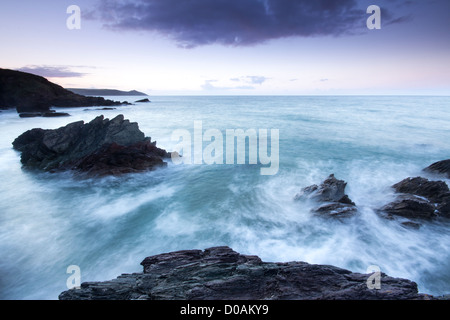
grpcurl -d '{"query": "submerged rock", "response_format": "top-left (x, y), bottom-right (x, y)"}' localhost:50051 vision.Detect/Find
top-left (294, 174), bottom-right (357, 218)
top-left (58, 246), bottom-right (433, 300)
top-left (12, 114), bottom-right (170, 176)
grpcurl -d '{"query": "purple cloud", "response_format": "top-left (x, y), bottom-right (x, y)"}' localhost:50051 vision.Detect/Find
top-left (17, 65), bottom-right (87, 78)
top-left (90, 0), bottom-right (409, 48)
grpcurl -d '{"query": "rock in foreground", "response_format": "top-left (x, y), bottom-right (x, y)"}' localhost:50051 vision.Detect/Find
top-left (12, 114), bottom-right (170, 176)
top-left (58, 246), bottom-right (432, 300)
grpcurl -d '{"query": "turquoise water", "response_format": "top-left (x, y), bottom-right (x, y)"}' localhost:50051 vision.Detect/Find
top-left (0, 95), bottom-right (449, 299)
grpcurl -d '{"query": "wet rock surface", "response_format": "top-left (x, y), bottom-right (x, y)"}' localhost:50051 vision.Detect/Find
top-left (58, 246), bottom-right (433, 300)
top-left (423, 159), bottom-right (450, 179)
top-left (294, 174), bottom-right (357, 218)
top-left (393, 177), bottom-right (450, 205)
top-left (19, 111), bottom-right (71, 118)
top-left (12, 114), bottom-right (170, 176)
top-left (378, 176), bottom-right (450, 225)
top-left (379, 194), bottom-right (437, 221)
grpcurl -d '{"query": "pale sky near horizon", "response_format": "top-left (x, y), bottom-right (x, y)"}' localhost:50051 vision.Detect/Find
top-left (0, 0), bottom-right (449, 95)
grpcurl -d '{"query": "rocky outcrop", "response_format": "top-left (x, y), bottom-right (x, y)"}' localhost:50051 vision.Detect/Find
top-left (19, 112), bottom-right (71, 118)
top-left (392, 177), bottom-right (450, 204)
top-left (424, 159), bottom-right (450, 179)
top-left (296, 170), bottom-right (450, 225)
top-left (379, 195), bottom-right (437, 222)
top-left (0, 68), bottom-right (129, 114)
top-left (58, 246), bottom-right (433, 300)
top-left (135, 98), bottom-right (151, 103)
top-left (378, 177), bottom-right (450, 226)
top-left (71, 140), bottom-right (170, 176)
top-left (294, 174), bottom-right (357, 218)
top-left (12, 114), bottom-right (170, 176)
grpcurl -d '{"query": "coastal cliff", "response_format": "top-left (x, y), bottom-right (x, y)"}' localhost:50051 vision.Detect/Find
top-left (0, 68), bottom-right (129, 114)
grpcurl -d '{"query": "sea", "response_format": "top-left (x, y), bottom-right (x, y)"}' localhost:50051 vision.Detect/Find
top-left (0, 95), bottom-right (449, 299)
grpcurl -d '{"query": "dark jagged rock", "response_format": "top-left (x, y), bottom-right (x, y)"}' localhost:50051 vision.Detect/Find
top-left (42, 112), bottom-right (71, 117)
top-left (393, 177), bottom-right (450, 204)
top-left (0, 68), bottom-right (129, 113)
top-left (312, 202), bottom-right (357, 218)
top-left (295, 174), bottom-right (350, 203)
top-left (12, 114), bottom-right (170, 176)
top-left (424, 159), bottom-right (450, 179)
top-left (438, 198), bottom-right (450, 218)
top-left (294, 174), bottom-right (357, 218)
top-left (379, 195), bottom-right (437, 220)
top-left (135, 98), bottom-right (151, 103)
top-left (58, 246), bottom-right (433, 300)
top-left (72, 140), bottom-right (169, 177)
top-left (18, 113), bottom-right (42, 118)
top-left (378, 176), bottom-right (450, 226)
top-left (19, 111), bottom-right (71, 118)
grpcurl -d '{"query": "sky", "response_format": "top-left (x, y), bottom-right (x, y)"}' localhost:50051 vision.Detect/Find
top-left (0, 0), bottom-right (449, 95)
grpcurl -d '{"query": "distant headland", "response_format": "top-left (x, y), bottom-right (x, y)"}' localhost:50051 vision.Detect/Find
top-left (0, 68), bottom-right (134, 116)
top-left (67, 88), bottom-right (148, 96)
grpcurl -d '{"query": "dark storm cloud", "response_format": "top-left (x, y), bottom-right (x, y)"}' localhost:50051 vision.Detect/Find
top-left (91, 0), bottom-right (406, 48)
